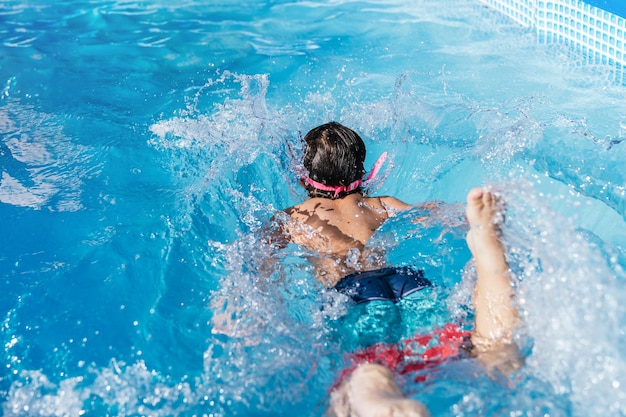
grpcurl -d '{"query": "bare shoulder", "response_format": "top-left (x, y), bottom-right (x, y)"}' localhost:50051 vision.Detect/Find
top-left (284, 198), bottom-right (329, 221)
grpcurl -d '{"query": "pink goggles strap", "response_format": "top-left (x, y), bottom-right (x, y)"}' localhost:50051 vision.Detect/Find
top-left (303, 152), bottom-right (388, 198)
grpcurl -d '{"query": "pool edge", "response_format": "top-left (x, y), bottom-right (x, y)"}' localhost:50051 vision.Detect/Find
top-left (479, 0), bottom-right (626, 83)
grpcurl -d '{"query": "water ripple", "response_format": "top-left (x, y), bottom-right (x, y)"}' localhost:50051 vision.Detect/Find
top-left (3, 36), bottom-right (37, 48)
top-left (0, 100), bottom-right (98, 211)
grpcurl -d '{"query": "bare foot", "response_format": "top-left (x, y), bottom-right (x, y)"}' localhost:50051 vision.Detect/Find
top-left (465, 187), bottom-right (517, 345)
top-left (331, 363), bottom-right (430, 417)
top-left (465, 187), bottom-right (503, 258)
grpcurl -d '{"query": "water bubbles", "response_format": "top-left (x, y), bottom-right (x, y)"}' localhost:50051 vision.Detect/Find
top-left (2, 77), bottom-right (15, 100)
top-left (6, 335), bottom-right (18, 349)
top-left (497, 178), bottom-right (626, 416)
top-left (345, 247), bottom-right (362, 269)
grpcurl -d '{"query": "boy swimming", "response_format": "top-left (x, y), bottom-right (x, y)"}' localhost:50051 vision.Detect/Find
top-left (280, 122), bottom-right (518, 417)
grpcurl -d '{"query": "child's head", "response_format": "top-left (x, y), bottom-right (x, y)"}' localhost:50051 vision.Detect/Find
top-left (302, 122), bottom-right (366, 199)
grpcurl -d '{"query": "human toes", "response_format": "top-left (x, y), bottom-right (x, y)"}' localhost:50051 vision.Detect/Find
top-left (466, 187), bottom-right (485, 207)
top-left (466, 188), bottom-right (487, 225)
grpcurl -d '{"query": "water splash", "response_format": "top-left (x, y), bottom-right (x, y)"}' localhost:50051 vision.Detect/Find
top-left (498, 179), bottom-right (626, 416)
top-left (3, 360), bottom-right (198, 417)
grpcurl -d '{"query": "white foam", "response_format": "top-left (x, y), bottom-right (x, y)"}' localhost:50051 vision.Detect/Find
top-left (498, 179), bottom-right (626, 416)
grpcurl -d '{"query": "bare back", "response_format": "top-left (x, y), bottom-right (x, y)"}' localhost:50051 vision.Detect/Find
top-left (283, 193), bottom-right (409, 286)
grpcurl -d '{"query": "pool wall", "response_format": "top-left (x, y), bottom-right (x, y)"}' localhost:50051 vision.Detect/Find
top-left (479, 0), bottom-right (626, 82)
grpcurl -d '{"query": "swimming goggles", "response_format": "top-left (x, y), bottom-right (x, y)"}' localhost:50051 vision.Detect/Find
top-left (303, 152), bottom-right (387, 198)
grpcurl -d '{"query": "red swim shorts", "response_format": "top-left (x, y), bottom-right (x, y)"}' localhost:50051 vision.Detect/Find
top-left (333, 322), bottom-right (472, 388)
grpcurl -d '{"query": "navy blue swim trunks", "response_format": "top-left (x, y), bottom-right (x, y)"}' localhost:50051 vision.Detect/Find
top-left (334, 267), bottom-right (432, 304)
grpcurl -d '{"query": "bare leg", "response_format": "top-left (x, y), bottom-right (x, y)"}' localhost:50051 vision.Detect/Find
top-left (465, 188), bottom-right (518, 348)
top-left (329, 188), bottom-right (518, 417)
top-left (330, 363), bottom-right (430, 417)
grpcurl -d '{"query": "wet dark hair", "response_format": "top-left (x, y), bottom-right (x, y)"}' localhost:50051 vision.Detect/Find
top-left (302, 122), bottom-right (366, 199)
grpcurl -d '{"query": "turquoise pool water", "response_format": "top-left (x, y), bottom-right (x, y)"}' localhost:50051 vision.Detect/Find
top-left (1, 0), bottom-right (626, 416)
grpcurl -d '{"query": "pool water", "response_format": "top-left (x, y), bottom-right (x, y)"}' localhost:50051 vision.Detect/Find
top-left (1, 0), bottom-right (626, 416)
